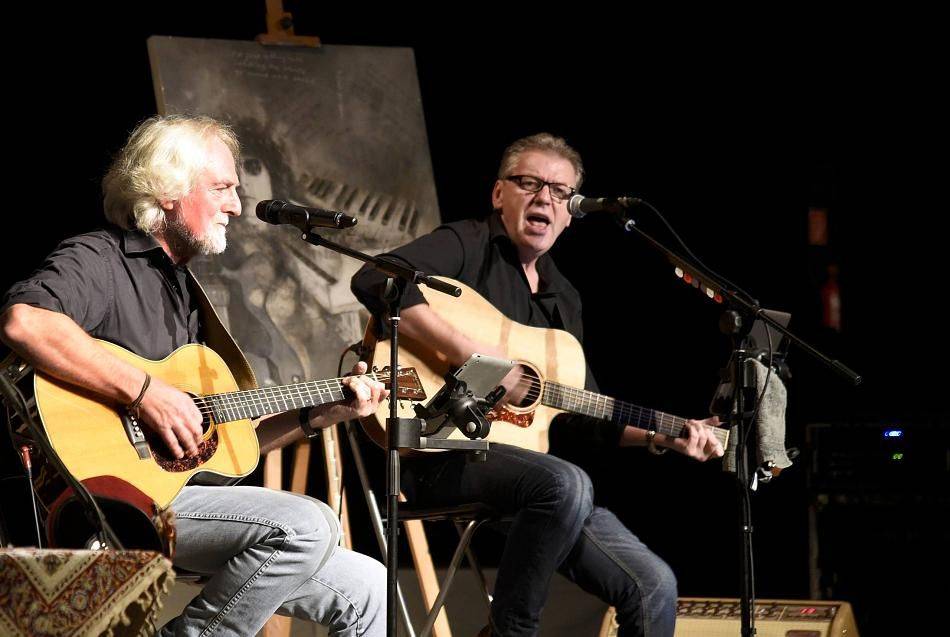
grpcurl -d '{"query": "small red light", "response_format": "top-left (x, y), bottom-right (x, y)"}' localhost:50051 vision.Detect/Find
top-left (714, 294), bottom-right (723, 304)
top-left (800, 608), bottom-right (816, 615)
top-left (683, 274), bottom-right (693, 284)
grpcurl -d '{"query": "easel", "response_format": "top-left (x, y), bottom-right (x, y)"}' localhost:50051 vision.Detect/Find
top-left (254, 6), bottom-right (453, 637)
top-left (256, 0), bottom-right (320, 48)
top-left (253, 9), bottom-right (322, 637)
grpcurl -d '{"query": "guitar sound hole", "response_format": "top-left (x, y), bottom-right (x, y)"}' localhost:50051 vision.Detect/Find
top-left (188, 393), bottom-right (213, 435)
top-left (146, 419), bottom-right (219, 472)
top-left (510, 365), bottom-right (541, 409)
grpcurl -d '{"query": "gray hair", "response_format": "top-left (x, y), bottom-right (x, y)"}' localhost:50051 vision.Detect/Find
top-left (497, 133), bottom-right (584, 189)
top-left (102, 114), bottom-right (240, 233)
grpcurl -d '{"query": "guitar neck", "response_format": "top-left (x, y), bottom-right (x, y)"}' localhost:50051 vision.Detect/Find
top-left (198, 373), bottom-right (381, 424)
top-left (542, 382), bottom-right (694, 439)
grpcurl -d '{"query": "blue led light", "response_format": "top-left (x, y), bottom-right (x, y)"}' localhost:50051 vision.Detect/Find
top-left (884, 429), bottom-right (903, 438)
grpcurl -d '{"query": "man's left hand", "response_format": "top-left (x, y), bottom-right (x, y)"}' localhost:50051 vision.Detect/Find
top-left (664, 416), bottom-right (725, 461)
top-left (308, 361), bottom-right (389, 429)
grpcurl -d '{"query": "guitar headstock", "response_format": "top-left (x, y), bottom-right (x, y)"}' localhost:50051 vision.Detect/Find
top-left (375, 366), bottom-right (426, 401)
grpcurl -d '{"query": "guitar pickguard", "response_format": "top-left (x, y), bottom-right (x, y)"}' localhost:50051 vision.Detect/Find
top-left (485, 406), bottom-right (535, 429)
top-left (149, 430), bottom-right (219, 473)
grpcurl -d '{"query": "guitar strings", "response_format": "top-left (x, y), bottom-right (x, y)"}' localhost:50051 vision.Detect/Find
top-left (189, 372), bottom-right (400, 417)
top-left (185, 371), bottom-right (725, 443)
top-left (507, 374), bottom-right (724, 441)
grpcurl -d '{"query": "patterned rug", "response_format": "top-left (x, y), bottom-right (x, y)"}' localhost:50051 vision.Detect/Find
top-left (0, 548), bottom-right (173, 637)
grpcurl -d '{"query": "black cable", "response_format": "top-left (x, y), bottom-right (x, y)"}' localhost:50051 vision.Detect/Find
top-left (632, 197), bottom-right (774, 462)
top-left (630, 199), bottom-right (776, 636)
top-left (0, 371), bottom-right (124, 550)
top-left (3, 384), bottom-right (46, 547)
top-left (338, 340), bottom-right (364, 378)
top-left (741, 322), bottom-right (773, 634)
top-left (637, 198), bottom-right (759, 304)
top-left (743, 320), bottom-right (775, 451)
top-left (22, 457), bottom-right (43, 548)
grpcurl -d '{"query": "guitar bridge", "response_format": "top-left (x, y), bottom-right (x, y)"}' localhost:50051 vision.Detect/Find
top-left (121, 412), bottom-right (152, 460)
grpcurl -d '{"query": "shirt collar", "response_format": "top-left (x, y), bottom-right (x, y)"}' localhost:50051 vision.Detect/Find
top-left (486, 212), bottom-right (569, 296)
top-left (119, 227), bottom-right (190, 274)
top-left (121, 228), bottom-right (164, 256)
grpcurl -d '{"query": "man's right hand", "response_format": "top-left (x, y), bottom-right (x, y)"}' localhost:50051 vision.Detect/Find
top-left (136, 376), bottom-right (204, 459)
top-left (1, 306), bottom-right (204, 460)
top-left (398, 304), bottom-right (533, 406)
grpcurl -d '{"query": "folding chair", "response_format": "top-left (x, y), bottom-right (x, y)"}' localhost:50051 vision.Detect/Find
top-left (345, 420), bottom-right (501, 637)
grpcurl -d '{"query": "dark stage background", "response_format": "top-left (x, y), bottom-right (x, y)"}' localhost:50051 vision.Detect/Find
top-left (2, 5), bottom-right (946, 635)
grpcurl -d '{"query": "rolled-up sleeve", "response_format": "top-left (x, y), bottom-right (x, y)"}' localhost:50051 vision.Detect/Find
top-left (1, 237), bottom-right (112, 331)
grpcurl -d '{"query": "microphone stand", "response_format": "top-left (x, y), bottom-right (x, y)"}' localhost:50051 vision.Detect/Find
top-left (603, 202), bottom-right (861, 637)
top-left (296, 229), bottom-right (486, 637)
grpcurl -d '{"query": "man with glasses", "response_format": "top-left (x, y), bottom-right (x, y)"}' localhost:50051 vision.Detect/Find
top-left (352, 133), bottom-right (723, 637)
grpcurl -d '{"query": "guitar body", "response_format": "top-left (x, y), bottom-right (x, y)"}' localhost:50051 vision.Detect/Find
top-left (362, 277), bottom-right (587, 453)
top-left (34, 341), bottom-right (259, 510)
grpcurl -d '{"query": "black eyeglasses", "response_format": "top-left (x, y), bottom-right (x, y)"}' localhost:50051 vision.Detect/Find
top-left (504, 175), bottom-right (576, 201)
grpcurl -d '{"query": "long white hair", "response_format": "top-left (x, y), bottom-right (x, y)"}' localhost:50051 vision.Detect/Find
top-left (102, 114), bottom-right (240, 233)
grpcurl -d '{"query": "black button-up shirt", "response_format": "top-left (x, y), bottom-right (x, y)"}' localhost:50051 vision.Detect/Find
top-left (351, 213), bottom-right (623, 446)
top-left (2, 226), bottom-right (200, 360)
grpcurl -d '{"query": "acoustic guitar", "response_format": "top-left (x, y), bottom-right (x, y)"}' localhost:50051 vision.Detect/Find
top-left (28, 340), bottom-right (422, 509)
top-left (361, 277), bottom-right (728, 453)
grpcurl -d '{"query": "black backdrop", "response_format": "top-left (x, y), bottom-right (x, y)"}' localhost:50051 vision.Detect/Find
top-left (3, 5), bottom-right (946, 634)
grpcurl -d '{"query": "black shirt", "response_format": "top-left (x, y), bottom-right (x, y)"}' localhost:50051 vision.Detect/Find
top-left (351, 213), bottom-right (623, 447)
top-left (1, 226), bottom-right (201, 360)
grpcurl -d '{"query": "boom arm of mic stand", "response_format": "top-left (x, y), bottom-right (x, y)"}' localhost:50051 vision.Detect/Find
top-left (616, 213), bottom-right (862, 386)
top-left (301, 231), bottom-right (461, 298)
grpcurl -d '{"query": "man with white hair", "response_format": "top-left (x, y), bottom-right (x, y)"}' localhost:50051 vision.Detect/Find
top-left (1, 114), bottom-right (386, 636)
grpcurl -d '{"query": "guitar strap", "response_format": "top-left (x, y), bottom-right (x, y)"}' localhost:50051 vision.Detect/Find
top-left (186, 270), bottom-right (258, 392)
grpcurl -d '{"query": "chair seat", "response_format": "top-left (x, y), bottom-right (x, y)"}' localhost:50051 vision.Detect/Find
top-left (172, 567), bottom-right (208, 584)
top-left (397, 502), bottom-right (501, 522)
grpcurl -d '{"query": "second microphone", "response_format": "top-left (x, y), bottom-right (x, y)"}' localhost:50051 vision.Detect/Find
top-left (256, 199), bottom-right (358, 230)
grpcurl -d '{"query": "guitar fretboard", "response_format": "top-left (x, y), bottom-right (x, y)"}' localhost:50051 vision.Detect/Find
top-left (541, 381), bottom-right (729, 444)
top-left (198, 373), bottom-right (385, 424)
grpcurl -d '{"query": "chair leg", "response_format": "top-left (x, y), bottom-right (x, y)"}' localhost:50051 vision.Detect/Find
top-left (454, 520), bottom-right (493, 611)
top-left (345, 422), bottom-right (419, 637)
top-left (419, 519), bottom-right (488, 637)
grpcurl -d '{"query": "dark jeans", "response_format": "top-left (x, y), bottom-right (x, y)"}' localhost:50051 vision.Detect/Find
top-left (402, 444), bottom-right (677, 637)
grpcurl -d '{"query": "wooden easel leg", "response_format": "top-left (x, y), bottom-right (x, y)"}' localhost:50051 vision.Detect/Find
top-left (263, 447), bottom-right (283, 491)
top-left (262, 448), bottom-right (292, 637)
top-left (404, 515), bottom-right (453, 637)
top-left (262, 432), bottom-right (354, 636)
top-left (321, 424), bottom-right (352, 548)
top-left (290, 440), bottom-right (311, 494)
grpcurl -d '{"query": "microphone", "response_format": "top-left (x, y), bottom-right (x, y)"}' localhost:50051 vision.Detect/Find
top-left (256, 200), bottom-right (358, 230)
top-left (566, 194), bottom-right (641, 219)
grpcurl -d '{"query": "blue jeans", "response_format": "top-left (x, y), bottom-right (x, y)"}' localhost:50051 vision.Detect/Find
top-left (403, 444), bottom-right (676, 637)
top-left (159, 485), bottom-right (385, 637)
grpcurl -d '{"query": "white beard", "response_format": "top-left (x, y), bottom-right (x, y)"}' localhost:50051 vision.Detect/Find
top-left (202, 224), bottom-right (227, 255)
top-left (165, 218), bottom-right (227, 257)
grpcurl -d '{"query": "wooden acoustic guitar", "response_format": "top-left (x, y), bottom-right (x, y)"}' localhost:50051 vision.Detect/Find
top-left (361, 277), bottom-right (728, 453)
top-left (29, 340), bottom-right (423, 510)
